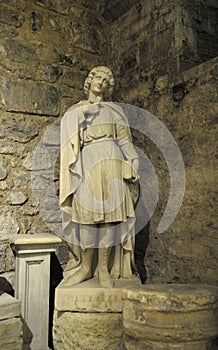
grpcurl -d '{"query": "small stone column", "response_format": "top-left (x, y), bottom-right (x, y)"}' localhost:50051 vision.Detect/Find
top-left (123, 284), bottom-right (218, 350)
top-left (12, 234), bottom-right (61, 350)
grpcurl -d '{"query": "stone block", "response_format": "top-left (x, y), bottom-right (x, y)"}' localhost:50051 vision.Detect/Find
top-left (0, 318), bottom-right (23, 348)
top-left (0, 159), bottom-right (7, 180)
top-left (53, 277), bottom-right (142, 350)
top-left (1, 38), bottom-right (39, 65)
top-left (140, 26), bottom-right (174, 70)
top-left (61, 70), bottom-right (85, 89)
top-left (0, 142), bottom-right (17, 155)
top-left (0, 4), bottom-right (23, 27)
top-left (0, 293), bottom-right (20, 320)
top-left (53, 311), bottom-right (123, 350)
top-left (0, 206), bottom-right (20, 239)
top-left (36, 63), bottom-right (62, 83)
top-left (0, 115), bottom-right (38, 143)
top-left (2, 80), bottom-right (59, 116)
top-left (0, 294), bottom-right (22, 349)
top-left (0, 241), bottom-right (15, 273)
top-left (7, 191), bottom-right (28, 205)
top-left (123, 284), bottom-right (218, 350)
top-left (70, 23), bottom-right (106, 54)
top-left (55, 276), bottom-right (141, 312)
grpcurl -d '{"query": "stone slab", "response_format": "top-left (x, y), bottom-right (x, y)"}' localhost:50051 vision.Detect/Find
top-left (55, 276), bottom-right (142, 312)
top-left (0, 293), bottom-right (21, 320)
top-left (11, 233), bottom-right (62, 254)
top-left (2, 80), bottom-right (59, 116)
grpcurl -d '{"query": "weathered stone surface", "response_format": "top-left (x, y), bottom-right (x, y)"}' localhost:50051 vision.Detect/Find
top-left (36, 62), bottom-right (62, 83)
top-left (7, 191), bottom-right (28, 205)
top-left (0, 207), bottom-right (20, 238)
top-left (1, 38), bottom-right (39, 64)
top-left (0, 294), bottom-right (20, 320)
top-left (42, 121), bottom-right (60, 146)
top-left (55, 276), bottom-right (141, 312)
top-left (2, 80), bottom-right (60, 116)
top-left (53, 311), bottom-right (123, 350)
top-left (20, 205), bottom-right (39, 216)
top-left (0, 4), bottom-right (23, 27)
top-left (34, 0), bottom-right (70, 14)
top-left (70, 22), bottom-right (107, 54)
top-left (0, 115), bottom-right (38, 143)
top-left (13, 171), bottom-right (30, 188)
top-left (0, 181), bottom-right (7, 191)
top-left (123, 284), bottom-right (218, 349)
top-left (0, 142), bottom-right (17, 155)
top-left (0, 159), bottom-right (7, 180)
top-left (61, 70), bottom-right (85, 89)
top-left (0, 317), bottom-right (23, 349)
top-left (28, 10), bottom-right (43, 32)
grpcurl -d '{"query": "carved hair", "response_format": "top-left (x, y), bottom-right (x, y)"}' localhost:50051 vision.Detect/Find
top-left (83, 66), bottom-right (115, 98)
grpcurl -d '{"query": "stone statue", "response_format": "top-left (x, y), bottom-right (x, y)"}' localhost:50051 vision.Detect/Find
top-left (59, 66), bottom-right (140, 288)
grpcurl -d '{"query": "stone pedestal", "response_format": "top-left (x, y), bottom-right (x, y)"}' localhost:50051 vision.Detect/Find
top-left (12, 234), bottom-right (61, 350)
top-left (53, 276), bottom-right (141, 350)
top-left (123, 284), bottom-right (218, 350)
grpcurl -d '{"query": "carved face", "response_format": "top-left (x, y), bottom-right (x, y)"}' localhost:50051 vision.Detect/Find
top-left (90, 71), bottom-right (110, 97)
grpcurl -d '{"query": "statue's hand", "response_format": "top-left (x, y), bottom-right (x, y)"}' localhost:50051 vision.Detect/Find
top-left (82, 103), bottom-right (100, 116)
top-left (132, 158), bottom-right (139, 174)
top-left (123, 159), bottom-right (139, 182)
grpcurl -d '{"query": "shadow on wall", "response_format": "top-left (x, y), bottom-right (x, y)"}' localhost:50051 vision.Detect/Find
top-left (49, 253), bottom-right (63, 350)
top-left (134, 197), bottom-right (150, 284)
top-left (0, 277), bottom-right (14, 296)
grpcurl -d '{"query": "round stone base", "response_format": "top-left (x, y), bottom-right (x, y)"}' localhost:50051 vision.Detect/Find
top-left (123, 284), bottom-right (218, 350)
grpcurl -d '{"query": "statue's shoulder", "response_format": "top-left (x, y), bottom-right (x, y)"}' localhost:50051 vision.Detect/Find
top-left (66, 100), bottom-right (89, 112)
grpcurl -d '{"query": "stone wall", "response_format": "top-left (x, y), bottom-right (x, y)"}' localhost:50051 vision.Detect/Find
top-left (0, 0), bottom-right (110, 270)
top-left (111, 1), bottom-right (218, 285)
top-left (0, 0), bottom-right (217, 288)
top-left (111, 0), bottom-right (218, 81)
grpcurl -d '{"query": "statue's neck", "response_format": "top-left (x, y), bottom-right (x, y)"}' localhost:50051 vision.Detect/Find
top-left (88, 91), bottom-right (103, 103)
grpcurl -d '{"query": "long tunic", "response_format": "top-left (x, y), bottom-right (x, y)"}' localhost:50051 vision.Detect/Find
top-left (60, 102), bottom-right (139, 250)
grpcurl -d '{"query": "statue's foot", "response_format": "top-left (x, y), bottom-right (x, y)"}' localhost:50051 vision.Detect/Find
top-left (98, 270), bottom-right (114, 288)
top-left (64, 257), bottom-right (80, 272)
top-left (110, 265), bottom-right (120, 279)
top-left (64, 267), bottom-right (92, 285)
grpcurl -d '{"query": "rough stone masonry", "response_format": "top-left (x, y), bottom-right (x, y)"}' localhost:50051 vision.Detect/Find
top-left (0, 0), bottom-right (217, 289)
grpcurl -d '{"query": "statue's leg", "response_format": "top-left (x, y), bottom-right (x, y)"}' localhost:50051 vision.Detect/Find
top-left (64, 224), bottom-right (97, 285)
top-left (98, 223), bottom-right (115, 288)
top-left (64, 247), bottom-right (95, 285)
top-left (110, 244), bottom-right (121, 279)
top-left (98, 247), bottom-right (113, 288)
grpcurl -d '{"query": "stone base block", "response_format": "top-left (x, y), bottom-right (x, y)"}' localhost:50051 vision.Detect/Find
top-left (0, 293), bottom-right (23, 350)
top-left (53, 310), bottom-right (122, 350)
top-left (53, 276), bottom-right (141, 350)
top-left (123, 284), bottom-right (218, 350)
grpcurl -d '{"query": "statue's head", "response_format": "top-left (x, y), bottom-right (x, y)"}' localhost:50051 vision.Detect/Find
top-left (84, 66), bottom-right (115, 99)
